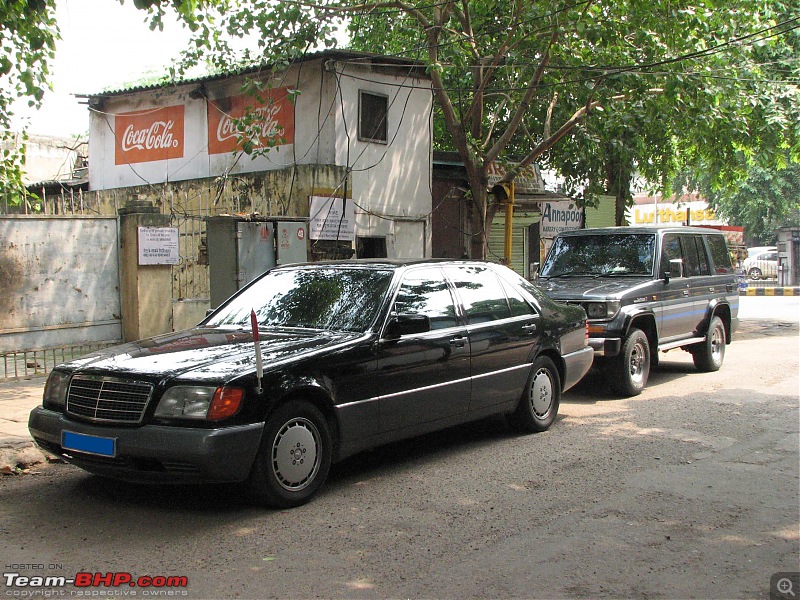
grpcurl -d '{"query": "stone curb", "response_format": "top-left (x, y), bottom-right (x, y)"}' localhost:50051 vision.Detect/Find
top-left (739, 287), bottom-right (800, 296)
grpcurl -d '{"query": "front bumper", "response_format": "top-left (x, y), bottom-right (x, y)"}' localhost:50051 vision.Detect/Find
top-left (28, 406), bottom-right (264, 484)
top-left (588, 336), bottom-right (622, 357)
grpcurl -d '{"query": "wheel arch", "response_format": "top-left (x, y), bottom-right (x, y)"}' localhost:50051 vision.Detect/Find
top-left (625, 312), bottom-right (658, 353)
top-left (267, 386), bottom-right (341, 462)
top-left (536, 348), bottom-right (565, 392)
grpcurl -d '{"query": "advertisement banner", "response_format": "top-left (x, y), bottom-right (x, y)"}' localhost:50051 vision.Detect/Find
top-left (540, 201), bottom-right (583, 238)
top-left (115, 105), bottom-right (185, 165)
top-left (207, 88), bottom-right (296, 155)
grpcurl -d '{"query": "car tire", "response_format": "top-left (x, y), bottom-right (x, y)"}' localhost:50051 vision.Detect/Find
top-left (247, 400), bottom-right (332, 509)
top-left (692, 316), bottom-right (726, 372)
top-left (510, 356), bottom-right (561, 433)
top-left (748, 267), bottom-right (762, 280)
top-left (608, 328), bottom-right (650, 397)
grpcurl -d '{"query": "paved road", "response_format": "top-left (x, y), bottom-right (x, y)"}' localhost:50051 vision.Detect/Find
top-left (0, 310), bottom-right (797, 599)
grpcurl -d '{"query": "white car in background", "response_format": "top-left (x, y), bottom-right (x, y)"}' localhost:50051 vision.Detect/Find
top-left (743, 250), bottom-right (778, 280)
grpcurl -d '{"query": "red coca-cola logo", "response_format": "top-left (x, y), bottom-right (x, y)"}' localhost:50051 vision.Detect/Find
top-left (208, 89), bottom-right (295, 155)
top-left (115, 105), bottom-right (185, 165)
top-left (122, 120), bottom-right (180, 152)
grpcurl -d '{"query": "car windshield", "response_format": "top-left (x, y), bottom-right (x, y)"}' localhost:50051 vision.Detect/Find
top-left (206, 267), bottom-right (394, 332)
top-left (540, 233), bottom-right (656, 278)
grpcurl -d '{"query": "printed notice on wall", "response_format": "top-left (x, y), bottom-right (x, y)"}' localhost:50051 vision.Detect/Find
top-left (309, 196), bottom-right (355, 241)
top-left (138, 226), bottom-right (180, 265)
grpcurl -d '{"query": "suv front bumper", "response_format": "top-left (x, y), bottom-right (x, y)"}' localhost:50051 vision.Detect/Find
top-left (588, 336), bottom-right (622, 357)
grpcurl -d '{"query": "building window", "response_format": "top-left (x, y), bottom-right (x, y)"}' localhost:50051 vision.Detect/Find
top-left (357, 236), bottom-right (388, 258)
top-left (358, 91), bottom-right (388, 144)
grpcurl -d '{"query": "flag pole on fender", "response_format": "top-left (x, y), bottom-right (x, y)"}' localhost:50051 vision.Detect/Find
top-left (251, 309), bottom-right (264, 394)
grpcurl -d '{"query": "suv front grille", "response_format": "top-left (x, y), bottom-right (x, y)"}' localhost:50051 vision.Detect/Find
top-left (66, 375), bottom-right (154, 424)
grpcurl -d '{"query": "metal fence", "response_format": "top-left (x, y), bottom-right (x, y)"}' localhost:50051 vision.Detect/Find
top-left (0, 341), bottom-right (122, 381)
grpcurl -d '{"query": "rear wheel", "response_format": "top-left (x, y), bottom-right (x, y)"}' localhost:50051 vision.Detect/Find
top-left (608, 328), bottom-right (650, 397)
top-left (692, 316), bottom-right (726, 372)
top-left (247, 400), bottom-right (332, 509)
top-left (748, 267), bottom-right (763, 280)
top-left (510, 356), bottom-right (561, 433)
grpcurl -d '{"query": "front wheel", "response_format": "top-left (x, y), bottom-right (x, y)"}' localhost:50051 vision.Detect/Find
top-left (748, 267), bottom-right (763, 280)
top-left (247, 400), bottom-right (332, 509)
top-left (608, 328), bottom-right (650, 397)
top-left (510, 356), bottom-right (561, 433)
top-left (692, 316), bottom-right (726, 372)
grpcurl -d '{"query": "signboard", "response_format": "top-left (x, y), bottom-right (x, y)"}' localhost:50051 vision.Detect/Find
top-left (540, 201), bottom-right (582, 238)
top-left (115, 105), bottom-right (185, 165)
top-left (486, 162), bottom-right (544, 195)
top-left (309, 196), bottom-right (355, 241)
top-left (137, 227), bottom-right (180, 265)
top-left (626, 201), bottom-right (724, 226)
top-left (207, 88), bottom-right (296, 155)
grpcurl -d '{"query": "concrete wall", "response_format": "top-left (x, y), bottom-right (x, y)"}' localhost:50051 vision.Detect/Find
top-left (0, 216), bottom-right (121, 352)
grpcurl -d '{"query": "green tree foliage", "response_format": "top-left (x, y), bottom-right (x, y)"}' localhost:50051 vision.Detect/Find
top-left (679, 157), bottom-right (800, 244)
top-left (0, 0), bottom-right (58, 206)
top-left (153, 0), bottom-right (797, 254)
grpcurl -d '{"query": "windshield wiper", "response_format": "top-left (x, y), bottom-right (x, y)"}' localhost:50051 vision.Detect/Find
top-left (544, 270), bottom-right (597, 278)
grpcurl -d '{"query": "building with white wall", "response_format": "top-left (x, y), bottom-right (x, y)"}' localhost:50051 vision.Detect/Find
top-left (85, 50), bottom-right (433, 259)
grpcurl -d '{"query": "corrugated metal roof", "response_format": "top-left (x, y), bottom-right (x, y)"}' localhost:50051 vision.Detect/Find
top-left (76, 49), bottom-right (430, 99)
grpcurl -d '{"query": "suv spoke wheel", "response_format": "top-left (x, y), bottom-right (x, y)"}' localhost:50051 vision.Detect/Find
top-left (692, 316), bottom-right (726, 372)
top-left (608, 328), bottom-right (650, 397)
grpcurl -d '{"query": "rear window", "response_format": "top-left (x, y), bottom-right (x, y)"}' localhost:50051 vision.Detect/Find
top-left (706, 235), bottom-right (735, 274)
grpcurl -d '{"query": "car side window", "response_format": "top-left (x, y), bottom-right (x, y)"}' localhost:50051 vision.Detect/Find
top-left (500, 278), bottom-right (536, 317)
top-left (661, 234), bottom-right (684, 277)
top-left (391, 268), bottom-right (458, 330)
top-left (684, 235), bottom-right (710, 276)
top-left (443, 266), bottom-right (512, 324)
top-left (707, 235), bottom-right (735, 274)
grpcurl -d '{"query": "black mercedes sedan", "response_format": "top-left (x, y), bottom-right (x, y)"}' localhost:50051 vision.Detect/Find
top-left (29, 260), bottom-right (592, 508)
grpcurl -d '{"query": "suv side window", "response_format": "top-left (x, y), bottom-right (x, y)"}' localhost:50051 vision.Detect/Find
top-left (683, 235), bottom-right (710, 276)
top-left (661, 234), bottom-right (684, 277)
top-left (393, 268), bottom-right (458, 330)
top-left (707, 235), bottom-right (735, 274)
top-left (443, 266), bottom-right (511, 324)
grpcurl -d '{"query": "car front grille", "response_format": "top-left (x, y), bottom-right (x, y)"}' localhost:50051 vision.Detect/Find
top-left (66, 375), bottom-right (154, 424)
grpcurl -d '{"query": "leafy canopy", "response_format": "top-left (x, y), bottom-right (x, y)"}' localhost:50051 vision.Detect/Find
top-left (0, 0), bottom-right (59, 205)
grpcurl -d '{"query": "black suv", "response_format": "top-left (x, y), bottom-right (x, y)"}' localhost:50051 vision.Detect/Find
top-left (537, 226), bottom-right (740, 396)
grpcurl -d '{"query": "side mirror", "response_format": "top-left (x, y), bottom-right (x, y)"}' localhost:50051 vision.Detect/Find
top-left (384, 314), bottom-right (431, 339)
top-left (662, 258), bottom-right (684, 282)
top-left (530, 262), bottom-right (540, 281)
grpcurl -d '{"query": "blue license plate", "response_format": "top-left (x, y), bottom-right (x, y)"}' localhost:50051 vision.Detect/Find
top-left (62, 431), bottom-right (116, 457)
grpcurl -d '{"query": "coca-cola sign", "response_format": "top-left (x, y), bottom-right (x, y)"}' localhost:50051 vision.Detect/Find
top-left (114, 105), bottom-right (185, 165)
top-left (207, 88), bottom-right (295, 155)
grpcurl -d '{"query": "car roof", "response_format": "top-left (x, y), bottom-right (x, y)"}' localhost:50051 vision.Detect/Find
top-left (271, 258), bottom-right (506, 270)
top-left (556, 226), bottom-right (723, 236)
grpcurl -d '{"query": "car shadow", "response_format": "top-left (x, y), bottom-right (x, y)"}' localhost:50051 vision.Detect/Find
top-left (563, 357), bottom-right (700, 403)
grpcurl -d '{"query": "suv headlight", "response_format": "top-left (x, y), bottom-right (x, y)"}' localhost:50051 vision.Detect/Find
top-left (43, 370), bottom-right (71, 410)
top-left (585, 301), bottom-right (620, 319)
top-left (154, 386), bottom-right (244, 421)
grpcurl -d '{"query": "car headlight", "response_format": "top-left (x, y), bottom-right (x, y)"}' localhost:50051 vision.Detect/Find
top-left (154, 386), bottom-right (244, 421)
top-left (585, 301), bottom-right (620, 319)
top-left (43, 370), bottom-right (71, 410)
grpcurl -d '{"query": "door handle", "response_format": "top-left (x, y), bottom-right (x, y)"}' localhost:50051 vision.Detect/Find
top-left (449, 336), bottom-right (466, 348)
top-left (522, 323), bottom-right (537, 334)
top-left (683, 290), bottom-right (690, 297)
